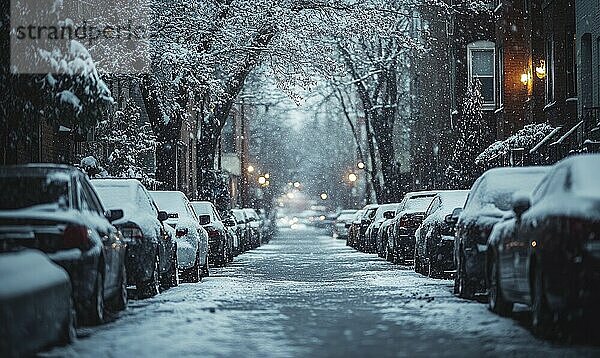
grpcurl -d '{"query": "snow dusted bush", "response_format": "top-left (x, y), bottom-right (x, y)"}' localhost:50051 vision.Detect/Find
top-left (475, 122), bottom-right (555, 167)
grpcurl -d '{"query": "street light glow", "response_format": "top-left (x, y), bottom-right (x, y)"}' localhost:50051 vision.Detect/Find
top-left (247, 165), bottom-right (255, 173)
top-left (357, 161), bottom-right (365, 169)
top-left (286, 192), bottom-right (295, 199)
top-left (348, 173), bottom-right (358, 182)
top-left (264, 173), bottom-right (270, 179)
top-left (293, 182), bottom-right (301, 188)
top-left (320, 193), bottom-right (328, 200)
top-left (258, 176), bottom-right (266, 185)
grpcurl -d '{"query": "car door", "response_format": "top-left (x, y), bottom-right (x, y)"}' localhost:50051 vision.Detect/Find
top-left (514, 171), bottom-right (556, 298)
top-left (81, 179), bottom-right (122, 292)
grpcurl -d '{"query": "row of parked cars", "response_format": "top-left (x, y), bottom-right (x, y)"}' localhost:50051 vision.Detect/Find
top-left (334, 154), bottom-right (600, 338)
top-left (0, 164), bottom-right (273, 357)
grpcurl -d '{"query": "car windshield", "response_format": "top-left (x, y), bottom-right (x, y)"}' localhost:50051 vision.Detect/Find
top-left (404, 196), bottom-right (435, 212)
top-left (150, 192), bottom-right (191, 219)
top-left (191, 202), bottom-right (215, 220)
top-left (0, 173), bottom-right (70, 210)
top-left (471, 170), bottom-right (547, 211)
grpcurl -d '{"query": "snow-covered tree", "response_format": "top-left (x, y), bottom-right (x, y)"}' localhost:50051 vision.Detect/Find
top-left (445, 80), bottom-right (486, 189)
top-left (94, 99), bottom-right (157, 184)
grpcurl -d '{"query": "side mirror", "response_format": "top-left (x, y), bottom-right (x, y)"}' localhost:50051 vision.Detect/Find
top-left (384, 211), bottom-right (395, 220)
top-left (198, 214), bottom-right (211, 225)
top-left (224, 218), bottom-right (236, 227)
top-left (105, 209), bottom-right (124, 223)
top-left (512, 193), bottom-right (531, 218)
top-left (157, 211), bottom-right (168, 222)
top-left (445, 207), bottom-right (462, 225)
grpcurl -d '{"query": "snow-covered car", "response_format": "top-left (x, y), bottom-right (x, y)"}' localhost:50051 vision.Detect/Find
top-left (453, 166), bottom-right (549, 299)
top-left (232, 209), bottom-right (251, 252)
top-left (332, 210), bottom-right (357, 239)
top-left (0, 164), bottom-right (127, 325)
top-left (243, 208), bottom-right (262, 249)
top-left (414, 190), bottom-right (469, 278)
top-left (0, 250), bottom-right (74, 357)
top-left (150, 191), bottom-right (209, 282)
top-left (376, 216), bottom-right (396, 258)
top-left (92, 179), bottom-right (178, 297)
top-left (191, 201), bottom-right (232, 266)
top-left (486, 155), bottom-right (600, 337)
top-left (349, 205), bottom-right (379, 251)
top-left (365, 204), bottom-right (399, 254)
top-left (387, 191), bottom-right (438, 264)
top-left (345, 209), bottom-right (365, 247)
top-left (221, 213), bottom-right (242, 256)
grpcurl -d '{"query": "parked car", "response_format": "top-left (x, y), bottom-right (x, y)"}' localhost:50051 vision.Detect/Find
top-left (0, 164), bottom-right (127, 325)
top-left (232, 209), bottom-right (251, 251)
top-left (221, 213), bottom-right (242, 256)
top-left (191, 201), bottom-right (232, 266)
top-left (486, 155), bottom-right (600, 337)
top-left (387, 191), bottom-right (438, 264)
top-left (414, 190), bottom-right (469, 278)
top-left (0, 250), bottom-right (74, 356)
top-left (453, 166), bottom-right (549, 299)
top-left (376, 216), bottom-right (395, 258)
top-left (243, 208), bottom-right (262, 249)
top-left (349, 205), bottom-right (379, 250)
top-left (333, 210), bottom-right (357, 239)
top-left (364, 204), bottom-right (399, 254)
top-left (346, 209), bottom-right (365, 247)
top-left (92, 179), bottom-right (178, 297)
top-left (150, 191), bottom-right (209, 282)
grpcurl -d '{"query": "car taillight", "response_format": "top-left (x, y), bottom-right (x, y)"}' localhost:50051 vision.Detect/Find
top-left (207, 229), bottom-right (220, 238)
top-left (122, 227), bottom-right (143, 241)
top-left (176, 228), bottom-right (188, 237)
top-left (63, 225), bottom-right (90, 249)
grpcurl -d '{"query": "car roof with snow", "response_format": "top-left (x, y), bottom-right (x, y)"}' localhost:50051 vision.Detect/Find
top-left (374, 203), bottom-right (400, 219)
top-left (464, 166), bottom-right (550, 214)
top-left (149, 191), bottom-right (195, 220)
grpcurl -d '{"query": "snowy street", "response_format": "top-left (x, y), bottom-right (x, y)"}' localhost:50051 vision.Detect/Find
top-left (43, 227), bottom-right (600, 358)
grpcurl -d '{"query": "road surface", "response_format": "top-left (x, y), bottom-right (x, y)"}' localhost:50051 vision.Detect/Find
top-left (43, 227), bottom-right (600, 357)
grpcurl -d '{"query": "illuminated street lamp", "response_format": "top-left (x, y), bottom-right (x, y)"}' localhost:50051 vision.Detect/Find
top-left (357, 161), bottom-right (365, 169)
top-left (258, 176), bottom-right (266, 185)
top-left (320, 193), bottom-right (328, 200)
top-left (348, 173), bottom-right (358, 182)
top-left (265, 180), bottom-right (270, 186)
top-left (247, 165), bottom-right (255, 173)
top-left (264, 173), bottom-right (270, 179)
top-left (293, 181), bottom-right (301, 188)
top-left (287, 192), bottom-right (295, 199)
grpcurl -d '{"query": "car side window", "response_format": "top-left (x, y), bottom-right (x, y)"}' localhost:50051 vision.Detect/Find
top-left (530, 174), bottom-right (550, 204)
top-left (81, 180), bottom-right (105, 216)
top-left (213, 207), bottom-right (221, 221)
top-left (426, 197), bottom-right (441, 216)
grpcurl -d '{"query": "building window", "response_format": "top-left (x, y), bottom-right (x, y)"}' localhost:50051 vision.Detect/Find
top-left (498, 47), bottom-right (504, 107)
top-left (545, 36), bottom-right (555, 104)
top-left (467, 41), bottom-right (495, 107)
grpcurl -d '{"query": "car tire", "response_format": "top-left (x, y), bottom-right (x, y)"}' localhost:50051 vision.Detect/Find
top-left (139, 254), bottom-right (160, 298)
top-left (163, 249), bottom-right (179, 288)
top-left (182, 250), bottom-right (201, 283)
top-left (59, 298), bottom-right (77, 345)
top-left (488, 256), bottom-right (512, 316)
top-left (414, 247), bottom-right (421, 274)
top-left (532, 264), bottom-right (556, 338)
top-left (109, 262), bottom-right (128, 311)
top-left (458, 250), bottom-right (473, 299)
top-left (202, 255), bottom-right (210, 277)
top-left (85, 269), bottom-right (105, 325)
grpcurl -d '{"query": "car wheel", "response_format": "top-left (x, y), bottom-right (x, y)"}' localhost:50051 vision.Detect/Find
top-left (139, 254), bottom-right (160, 298)
top-left (85, 269), bottom-right (105, 325)
top-left (182, 250), bottom-right (201, 283)
top-left (488, 255), bottom-right (512, 316)
top-left (458, 250), bottom-right (473, 299)
top-left (109, 262), bottom-right (128, 311)
top-left (413, 247), bottom-right (421, 274)
top-left (202, 254), bottom-right (210, 277)
top-left (163, 249), bottom-right (179, 288)
top-left (532, 264), bottom-right (556, 338)
top-left (59, 297), bottom-right (77, 345)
